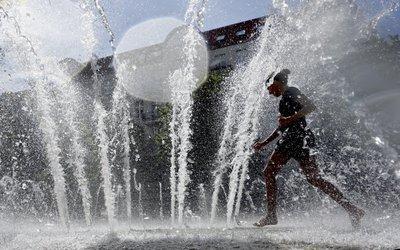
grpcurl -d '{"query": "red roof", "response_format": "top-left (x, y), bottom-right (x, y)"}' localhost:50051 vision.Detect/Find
top-left (202, 16), bottom-right (267, 50)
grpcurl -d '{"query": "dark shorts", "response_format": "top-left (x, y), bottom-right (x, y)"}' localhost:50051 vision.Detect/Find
top-left (275, 129), bottom-right (316, 162)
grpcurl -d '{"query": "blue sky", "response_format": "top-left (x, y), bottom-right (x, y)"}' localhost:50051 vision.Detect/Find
top-left (13, 0), bottom-right (400, 62)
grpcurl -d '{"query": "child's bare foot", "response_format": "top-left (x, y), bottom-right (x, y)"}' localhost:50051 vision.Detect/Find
top-left (349, 207), bottom-right (365, 229)
top-left (253, 215), bottom-right (277, 227)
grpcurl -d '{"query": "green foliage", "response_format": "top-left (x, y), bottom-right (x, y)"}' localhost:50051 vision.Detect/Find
top-left (194, 70), bottom-right (225, 97)
top-left (153, 70), bottom-right (227, 167)
top-left (154, 103), bottom-right (172, 164)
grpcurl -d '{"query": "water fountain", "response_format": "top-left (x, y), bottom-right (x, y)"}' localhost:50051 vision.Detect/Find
top-left (168, 0), bottom-right (209, 225)
top-left (159, 182), bottom-right (164, 220)
top-left (198, 183), bottom-right (207, 217)
top-left (82, 0), bottom-right (134, 229)
top-left (0, 0), bottom-right (400, 248)
top-left (0, 6), bottom-right (72, 228)
top-left (132, 168), bottom-right (143, 221)
top-left (210, 0), bottom-right (400, 224)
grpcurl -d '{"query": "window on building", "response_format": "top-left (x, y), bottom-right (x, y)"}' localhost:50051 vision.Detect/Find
top-left (236, 30), bottom-right (246, 36)
top-left (216, 35), bottom-right (225, 41)
top-left (137, 100), bottom-right (145, 120)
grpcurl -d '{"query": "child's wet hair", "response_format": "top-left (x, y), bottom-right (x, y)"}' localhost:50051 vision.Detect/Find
top-left (273, 69), bottom-right (291, 85)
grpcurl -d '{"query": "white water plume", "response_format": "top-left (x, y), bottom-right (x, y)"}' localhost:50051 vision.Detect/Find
top-left (198, 183), bottom-right (207, 218)
top-left (209, 82), bottom-right (241, 222)
top-left (169, 0), bottom-right (208, 225)
top-left (132, 168), bottom-right (143, 220)
top-left (159, 182), bottom-right (164, 220)
top-left (169, 102), bottom-right (178, 223)
top-left (110, 76), bottom-right (133, 223)
top-left (368, 1), bottom-right (399, 32)
top-left (80, 0), bottom-right (116, 228)
top-left (94, 0), bottom-right (134, 225)
top-left (92, 90), bottom-right (116, 228)
top-left (0, 6), bottom-right (70, 227)
top-left (50, 64), bottom-right (92, 226)
top-left (122, 110), bottom-right (132, 222)
top-left (223, 11), bottom-right (290, 224)
top-left (212, 0), bottom-right (400, 225)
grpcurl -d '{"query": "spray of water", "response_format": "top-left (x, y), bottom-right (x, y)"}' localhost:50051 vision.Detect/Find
top-left (368, 1), bottom-right (399, 32)
top-left (90, 54), bottom-right (117, 229)
top-left (52, 65), bottom-right (92, 226)
top-left (159, 182), bottom-right (164, 220)
top-left (34, 79), bottom-right (71, 228)
top-left (245, 191), bottom-right (256, 214)
top-left (113, 52), bottom-right (134, 224)
top-left (169, 0), bottom-right (207, 225)
top-left (93, 0), bottom-right (134, 224)
top-left (212, 0), bottom-right (400, 225)
top-left (122, 110), bottom-right (132, 222)
top-left (198, 183), bottom-right (207, 217)
top-left (169, 102), bottom-right (178, 223)
top-left (78, 0), bottom-right (117, 228)
top-left (108, 77), bottom-right (133, 223)
top-left (132, 168), bottom-right (143, 220)
top-left (221, 12), bottom-right (290, 225)
top-left (210, 83), bottom-right (240, 222)
top-left (93, 0), bottom-right (116, 52)
top-left (0, 6), bottom-right (70, 227)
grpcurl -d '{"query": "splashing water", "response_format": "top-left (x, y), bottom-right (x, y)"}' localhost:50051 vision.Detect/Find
top-left (169, 98), bottom-right (178, 223)
top-left (0, 6), bottom-right (71, 227)
top-left (107, 73), bottom-right (133, 224)
top-left (79, 0), bottom-right (117, 228)
top-left (210, 83), bottom-right (240, 223)
top-left (211, 0), bottom-right (400, 225)
top-left (159, 182), bottom-right (164, 220)
top-left (169, 0), bottom-right (208, 225)
top-left (122, 109), bottom-right (132, 223)
top-left (93, 0), bottom-right (116, 52)
top-left (368, 0), bottom-right (399, 32)
top-left (51, 63), bottom-right (92, 226)
top-left (198, 183), bottom-right (207, 218)
top-left (0, 1), bottom-right (398, 245)
top-left (245, 191), bottom-right (256, 214)
top-left (91, 70), bottom-right (116, 229)
top-left (93, 0), bottom-right (134, 226)
top-left (113, 36), bottom-right (135, 226)
top-left (218, 10), bottom-right (289, 224)
top-left (132, 168), bottom-right (143, 221)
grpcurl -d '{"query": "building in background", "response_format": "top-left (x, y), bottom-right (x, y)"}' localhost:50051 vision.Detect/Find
top-left (72, 16), bottom-right (267, 125)
top-left (67, 17), bottom-right (268, 216)
top-left (203, 16), bottom-right (266, 70)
